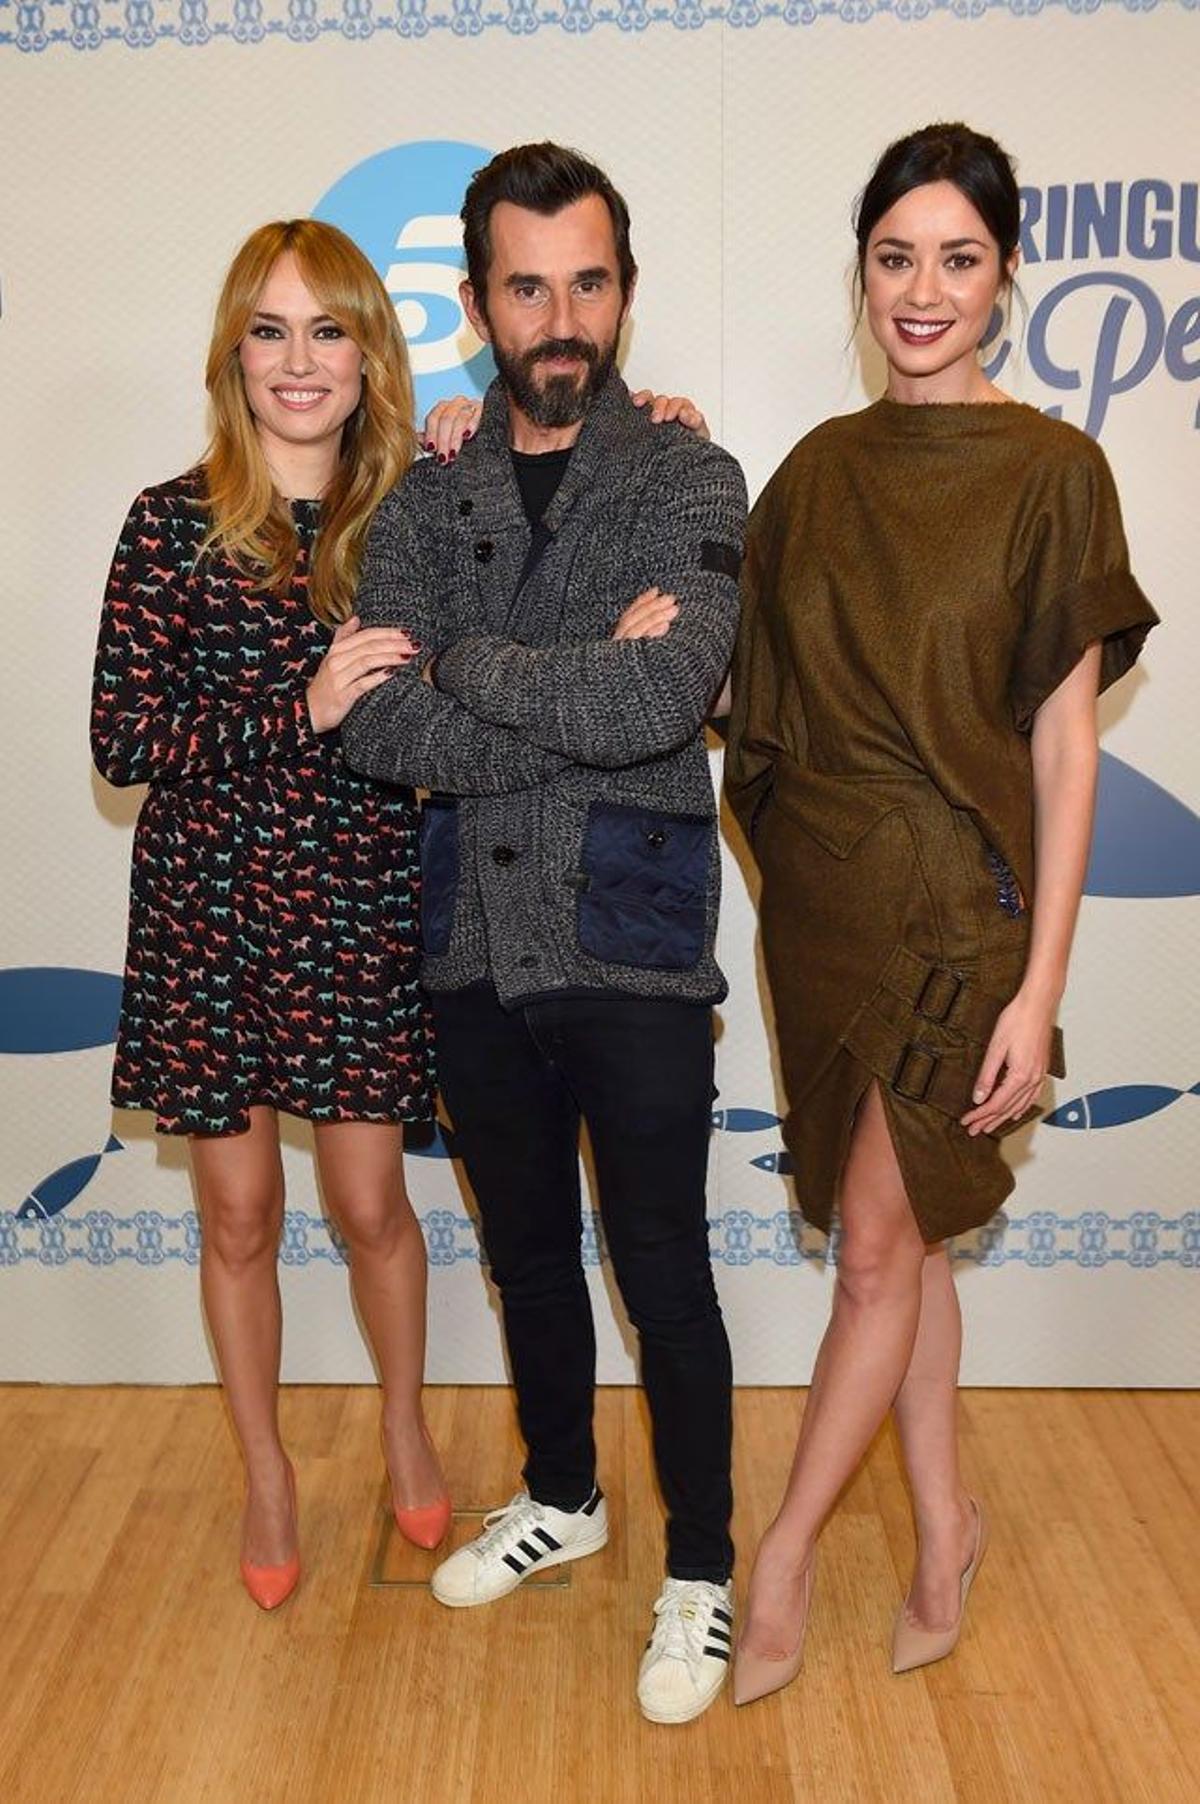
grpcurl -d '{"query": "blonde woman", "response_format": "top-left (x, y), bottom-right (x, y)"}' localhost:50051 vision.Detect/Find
top-left (91, 220), bottom-right (464, 1608)
top-left (91, 218), bottom-right (710, 1609)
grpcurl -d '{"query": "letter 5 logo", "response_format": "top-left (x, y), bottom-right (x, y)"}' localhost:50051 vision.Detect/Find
top-left (313, 140), bottom-right (496, 415)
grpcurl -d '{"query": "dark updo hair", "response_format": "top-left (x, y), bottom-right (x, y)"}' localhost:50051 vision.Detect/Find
top-left (853, 122), bottom-right (1020, 300)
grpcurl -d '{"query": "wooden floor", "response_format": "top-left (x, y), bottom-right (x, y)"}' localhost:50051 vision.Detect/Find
top-left (1, 1385), bottom-right (1198, 1804)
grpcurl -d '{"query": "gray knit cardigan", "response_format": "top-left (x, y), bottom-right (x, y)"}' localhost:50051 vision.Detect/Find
top-left (341, 373), bottom-right (747, 1008)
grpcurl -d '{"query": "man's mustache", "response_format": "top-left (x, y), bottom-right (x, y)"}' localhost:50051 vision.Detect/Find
top-left (525, 338), bottom-right (599, 369)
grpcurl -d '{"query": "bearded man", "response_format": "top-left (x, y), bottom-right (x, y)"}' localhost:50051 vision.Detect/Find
top-left (343, 142), bottom-right (746, 1724)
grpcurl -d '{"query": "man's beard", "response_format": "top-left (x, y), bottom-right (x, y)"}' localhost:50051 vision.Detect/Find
top-left (491, 333), bottom-right (618, 428)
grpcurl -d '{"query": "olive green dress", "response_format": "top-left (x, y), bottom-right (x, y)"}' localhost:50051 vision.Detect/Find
top-left (725, 399), bottom-right (1158, 1241)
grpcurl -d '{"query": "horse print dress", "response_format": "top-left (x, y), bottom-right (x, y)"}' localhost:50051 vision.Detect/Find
top-left (91, 470), bottom-right (434, 1136)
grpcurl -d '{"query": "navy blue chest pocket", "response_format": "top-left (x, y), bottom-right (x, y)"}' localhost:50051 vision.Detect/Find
top-left (576, 803), bottom-right (711, 971)
top-left (419, 797), bottom-right (459, 956)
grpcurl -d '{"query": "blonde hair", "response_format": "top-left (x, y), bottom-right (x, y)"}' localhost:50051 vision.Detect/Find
top-left (202, 219), bottom-right (415, 626)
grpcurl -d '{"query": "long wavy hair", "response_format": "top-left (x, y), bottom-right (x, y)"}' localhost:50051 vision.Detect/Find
top-left (202, 219), bottom-right (415, 626)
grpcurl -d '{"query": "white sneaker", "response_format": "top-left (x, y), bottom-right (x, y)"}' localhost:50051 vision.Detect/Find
top-left (637, 1578), bottom-right (734, 1724)
top-left (430, 1487), bottom-right (608, 1608)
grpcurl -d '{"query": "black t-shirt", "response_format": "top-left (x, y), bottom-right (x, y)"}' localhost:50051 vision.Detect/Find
top-left (511, 446), bottom-right (572, 525)
top-left (511, 448), bottom-right (572, 590)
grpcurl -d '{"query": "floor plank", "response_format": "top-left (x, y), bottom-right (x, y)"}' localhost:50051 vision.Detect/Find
top-left (0, 1385), bottom-right (1195, 1804)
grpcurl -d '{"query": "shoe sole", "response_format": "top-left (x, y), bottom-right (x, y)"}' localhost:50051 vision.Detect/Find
top-left (430, 1523), bottom-right (609, 1608)
top-left (638, 1670), bottom-right (729, 1726)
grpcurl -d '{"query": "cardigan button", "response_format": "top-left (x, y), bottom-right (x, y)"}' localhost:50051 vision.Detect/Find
top-left (458, 499), bottom-right (473, 517)
top-left (491, 845), bottom-right (517, 866)
top-left (474, 539), bottom-right (494, 563)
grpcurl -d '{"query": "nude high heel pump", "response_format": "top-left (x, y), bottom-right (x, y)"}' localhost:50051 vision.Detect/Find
top-left (240, 1465), bottom-right (301, 1611)
top-left (733, 1557), bottom-right (816, 1707)
top-left (892, 1497), bottom-right (988, 1674)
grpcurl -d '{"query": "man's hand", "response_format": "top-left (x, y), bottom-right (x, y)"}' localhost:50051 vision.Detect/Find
top-left (306, 615), bottom-right (418, 733)
top-left (612, 587), bottom-right (679, 642)
top-left (630, 391), bottom-right (710, 440)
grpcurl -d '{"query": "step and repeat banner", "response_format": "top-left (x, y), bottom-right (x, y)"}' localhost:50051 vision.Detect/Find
top-left (2, 7), bottom-right (1197, 1384)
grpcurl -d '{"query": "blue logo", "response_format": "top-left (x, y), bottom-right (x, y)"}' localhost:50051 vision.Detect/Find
top-left (313, 140), bottom-right (496, 418)
top-left (751, 1149), bottom-right (795, 1176)
top-left (0, 967), bottom-right (123, 1054)
top-left (17, 1135), bottom-right (124, 1222)
top-left (1045, 1084), bottom-right (1200, 1132)
top-left (983, 180), bottom-right (1200, 438)
top-left (1086, 753), bottom-right (1200, 898)
top-left (712, 1108), bottom-right (782, 1133)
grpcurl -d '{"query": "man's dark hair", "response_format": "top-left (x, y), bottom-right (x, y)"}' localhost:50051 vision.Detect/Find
top-left (461, 142), bottom-right (637, 310)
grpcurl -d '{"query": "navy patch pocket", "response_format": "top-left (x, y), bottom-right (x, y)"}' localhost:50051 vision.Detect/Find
top-left (576, 803), bottom-right (710, 971)
top-left (419, 796), bottom-right (459, 956)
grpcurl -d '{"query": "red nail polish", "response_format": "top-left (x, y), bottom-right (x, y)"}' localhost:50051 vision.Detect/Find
top-left (425, 441), bottom-right (435, 453)
top-left (448, 450), bottom-right (457, 462)
top-left (463, 429), bottom-right (474, 441)
top-left (437, 453), bottom-right (447, 465)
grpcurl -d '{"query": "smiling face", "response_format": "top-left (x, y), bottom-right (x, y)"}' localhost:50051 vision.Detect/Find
top-left (237, 252), bottom-right (364, 480)
top-left (461, 194), bottom-right (633, 446)
top-left (863, 180), bottom-right (1017, 403)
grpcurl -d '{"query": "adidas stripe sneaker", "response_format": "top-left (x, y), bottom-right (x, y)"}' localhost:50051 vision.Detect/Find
top-left (430, 1487), bottom-right (608, 1608)
top-left (637, 1577), bottom-right (734, 1724)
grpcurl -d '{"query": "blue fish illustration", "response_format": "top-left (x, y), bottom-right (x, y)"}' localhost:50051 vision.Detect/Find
top-left (17, 1135), bottom-right (124, 1221)
top-left (0, 967), bottom-right (124, 1054)
top-left (712, 1108), bottom-right (783, 1133)
top-left (1086, 754), bottom-right (1200, 898)
top-left (751, 1149), bottom-right (794, 1176)
top-left (1044, 1083), bottom-right (1200, 1131)
top-left (405, 1120), bottom-right (458, 1160)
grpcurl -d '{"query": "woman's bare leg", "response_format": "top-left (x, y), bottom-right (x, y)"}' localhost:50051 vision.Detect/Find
top-left (740, 1083), bottom-right (927, 1657)
top-left (191, 1107), bottom-right (294, 1567)
top-left (313, 1121), bottom-right (444, 1509)
top-left (891, 1245), bottom-right (976, 1629)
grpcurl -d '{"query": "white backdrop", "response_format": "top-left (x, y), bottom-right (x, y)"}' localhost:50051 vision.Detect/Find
top-left (2, 6), bottom-right (1197, 1385)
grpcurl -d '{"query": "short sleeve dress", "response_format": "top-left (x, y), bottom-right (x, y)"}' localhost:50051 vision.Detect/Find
top-left (725, 400), bottom-right (1158, 1240)
top-left (91, 471), bottom-right (434, 1136)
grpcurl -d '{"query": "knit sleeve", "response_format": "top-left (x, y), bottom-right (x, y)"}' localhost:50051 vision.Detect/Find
top-left (342, 473), bottom-right (566, 795)
top-left (430, 438), bottom-right (747, 768)
top-left (1009, 440), bottom-right (1158, 733)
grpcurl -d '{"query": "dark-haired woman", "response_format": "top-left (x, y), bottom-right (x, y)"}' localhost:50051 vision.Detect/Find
top-left (725, 123), bottom-right (1157, 1702)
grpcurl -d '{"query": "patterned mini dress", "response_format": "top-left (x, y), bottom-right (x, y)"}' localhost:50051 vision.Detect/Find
top-left (91, 470), bottom-right (434, 1136)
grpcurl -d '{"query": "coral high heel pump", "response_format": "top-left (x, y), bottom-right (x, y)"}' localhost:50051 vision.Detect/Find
top-left (240, 1466), bottom-right (300, 1611)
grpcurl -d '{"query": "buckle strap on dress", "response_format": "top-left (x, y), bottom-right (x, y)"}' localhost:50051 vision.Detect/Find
top-left (879, 946), bottom-right (998, 1044)
top-left (843, 969), bottom-right (1066, 1123)
top-left (842, 1000), bottom-right (978, 1120)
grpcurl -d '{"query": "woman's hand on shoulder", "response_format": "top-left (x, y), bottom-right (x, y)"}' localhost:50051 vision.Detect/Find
top-left (961, 986), bottom-right (1056, 1137)
top-left (421, 396), bottom-right (483, 465)
top-left (306, 615), bottom-right (418, 734)
top-left (630, 390), bottom-right (710, 440)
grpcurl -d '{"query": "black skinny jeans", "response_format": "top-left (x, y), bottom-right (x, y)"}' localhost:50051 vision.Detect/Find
top-left (432, 984), bottom-right (734, 1582)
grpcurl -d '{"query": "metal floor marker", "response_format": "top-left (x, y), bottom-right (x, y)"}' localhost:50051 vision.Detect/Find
top-left (368, 1499), bottom-right (572, 1591)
